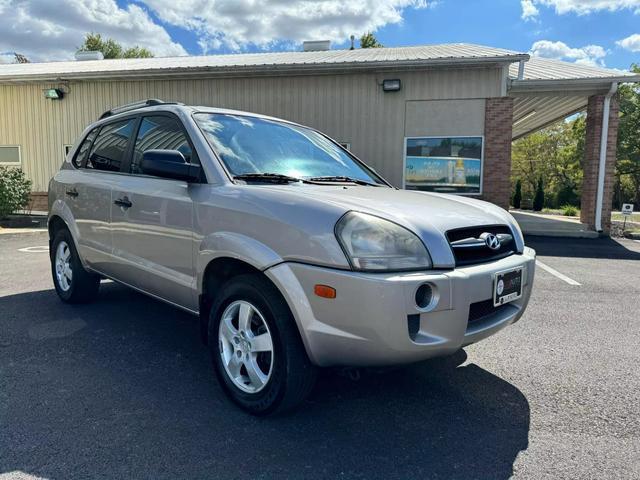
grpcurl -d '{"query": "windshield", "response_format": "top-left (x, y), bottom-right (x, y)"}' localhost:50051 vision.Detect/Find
top-left (194, 113), bottom-right (385, 184)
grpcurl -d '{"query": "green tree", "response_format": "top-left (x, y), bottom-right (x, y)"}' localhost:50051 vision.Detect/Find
top-left (533, 176), bottom-right (545, 211)
top-left (512, 179), bottom-right (522, 209)
top-left (78, 33), bottom-right (153, 59)
top-left (360, 32), bottom-right (383, 48)
top-left (616, 64), bottom-right (640, 206)
top-left (512, 115), bottom-right (584, 208)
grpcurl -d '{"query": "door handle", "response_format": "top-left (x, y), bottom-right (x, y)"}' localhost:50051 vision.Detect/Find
top-left (65, 189), bottom-right (79, 198)
top-left (114, 197), bottom-right (132, 208)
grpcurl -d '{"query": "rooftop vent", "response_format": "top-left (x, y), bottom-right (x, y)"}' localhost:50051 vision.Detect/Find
top-left (75, 51), bottom-right (104, 61)
top-left (302, 40), bottom-right (331, 52)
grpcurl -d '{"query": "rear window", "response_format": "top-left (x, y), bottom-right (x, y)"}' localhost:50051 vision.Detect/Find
top-left (72, 128), bottom-right (99, 168)
top-left (86, 119), bottom-right (136, 172)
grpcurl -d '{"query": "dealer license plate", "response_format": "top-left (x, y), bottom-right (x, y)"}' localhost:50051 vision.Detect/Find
top-left (493, 267), bottom-right (523, 307)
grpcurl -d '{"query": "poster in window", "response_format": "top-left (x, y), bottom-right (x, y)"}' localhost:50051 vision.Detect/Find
top-left (405, 137), bottom-right (483, 194)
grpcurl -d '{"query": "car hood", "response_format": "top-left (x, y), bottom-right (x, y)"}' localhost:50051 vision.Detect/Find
top-left (257, 184), bottom-right (524, 268)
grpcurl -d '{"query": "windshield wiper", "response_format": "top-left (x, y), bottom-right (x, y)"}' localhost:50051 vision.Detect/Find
top-left (233, 173), bottom-right (307, 184)
top-left (307, 175), bottom-right (381, 187)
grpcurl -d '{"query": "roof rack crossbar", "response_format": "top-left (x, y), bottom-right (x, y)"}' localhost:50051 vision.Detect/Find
top-left (99, 99), bottom-right (183, 119)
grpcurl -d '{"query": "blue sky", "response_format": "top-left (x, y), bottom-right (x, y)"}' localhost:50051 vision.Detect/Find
top-left (1, 0), bottom-right (639, 70)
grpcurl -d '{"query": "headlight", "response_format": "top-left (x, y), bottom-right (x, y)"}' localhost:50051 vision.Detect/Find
top-left (335, 212), bottom-right (431, 272)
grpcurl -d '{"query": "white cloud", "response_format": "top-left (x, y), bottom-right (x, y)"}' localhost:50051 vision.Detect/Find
top-left (617, 33), bottom-right (640, 52)
top-left (530, 40), bottom-right (608, 67)
top-left (0, 0), bottom-right (187, 62)
top-left (138, 0), bottom-right (430, 52)
top-left (521, 0), bottom-right (640, 18)
top-left (521, 0), bottom-right (540, 19)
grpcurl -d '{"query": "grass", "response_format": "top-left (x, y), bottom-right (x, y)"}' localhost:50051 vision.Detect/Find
top-left (612, 212), bottom-right (640, 222)
top-left (541, 206), bottom-right (580, 217)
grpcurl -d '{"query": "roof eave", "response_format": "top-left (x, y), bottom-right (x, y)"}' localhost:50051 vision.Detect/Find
top-left (509, 75), bottom-right (640, 93)
top-left (0, 54), bottom-right (529, 83)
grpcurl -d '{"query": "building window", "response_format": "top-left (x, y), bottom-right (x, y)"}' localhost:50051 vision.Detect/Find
top-left (404, 136), bottom-right (483, 195)
top-left (0, 146), bottom-right (21, 165)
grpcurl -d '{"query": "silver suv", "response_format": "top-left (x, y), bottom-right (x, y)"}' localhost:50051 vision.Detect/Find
top-left (48, 100), bottom-right (536, 415)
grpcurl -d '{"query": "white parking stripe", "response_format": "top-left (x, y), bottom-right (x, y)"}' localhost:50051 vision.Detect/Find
top-left (536, 260), bottom-right (581, 286)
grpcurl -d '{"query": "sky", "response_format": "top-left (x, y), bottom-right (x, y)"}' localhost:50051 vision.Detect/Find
top-left (0, 0), bottom-right (639, 71)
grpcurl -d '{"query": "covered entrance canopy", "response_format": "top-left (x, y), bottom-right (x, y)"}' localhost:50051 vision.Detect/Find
top-left (507, 57), bottom-right (640, 233)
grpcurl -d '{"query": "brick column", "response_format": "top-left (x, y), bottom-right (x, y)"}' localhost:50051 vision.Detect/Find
top-left (482, 97), bottom-right (514, 209)
top-left (580, 94), bottom-right (619, 233)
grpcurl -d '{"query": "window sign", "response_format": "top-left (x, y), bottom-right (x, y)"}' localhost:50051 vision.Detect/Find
top-left (405, 136), bottom-right (483, 194)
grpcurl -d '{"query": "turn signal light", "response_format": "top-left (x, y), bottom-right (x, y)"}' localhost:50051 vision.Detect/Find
top-left (314, 284), bottom-right (336, 299)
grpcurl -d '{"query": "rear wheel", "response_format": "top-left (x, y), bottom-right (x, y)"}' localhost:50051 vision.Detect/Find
top-left (208, 274), bottom-right (317, 415)
top-left (51, 228), bottom-right (100, 303)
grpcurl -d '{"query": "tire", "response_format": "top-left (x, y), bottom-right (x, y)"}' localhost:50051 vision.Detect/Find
top-left (50, 228), bottom-right (100, 303)
top-left (208, 273), bottom-right (317, 415)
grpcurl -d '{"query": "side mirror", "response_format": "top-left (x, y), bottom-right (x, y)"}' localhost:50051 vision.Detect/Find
top-left (141, 149), bottom-right (201, 182)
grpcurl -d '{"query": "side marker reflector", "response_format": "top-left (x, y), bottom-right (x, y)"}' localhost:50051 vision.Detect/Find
top-left (314, 284), bottom-right (336, 299)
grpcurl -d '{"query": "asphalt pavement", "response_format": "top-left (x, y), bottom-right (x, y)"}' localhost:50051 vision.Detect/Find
top-left (1, 232), bottom-right (639, 479)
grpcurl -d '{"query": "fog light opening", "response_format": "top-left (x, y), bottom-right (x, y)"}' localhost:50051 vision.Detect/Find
top-left (415, 283), bottom-right (434, 309)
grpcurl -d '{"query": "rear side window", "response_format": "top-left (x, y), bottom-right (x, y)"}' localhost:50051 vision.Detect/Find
top-left (131, 116), bottom-right (193, 175)
top-left (86, 119), bottom-right (136, 172)
top-left (72, 128), bottom-right (99, 168)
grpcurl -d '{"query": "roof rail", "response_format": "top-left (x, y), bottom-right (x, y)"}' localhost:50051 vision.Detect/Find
top-left (99, 99), bottom-right (184, 120)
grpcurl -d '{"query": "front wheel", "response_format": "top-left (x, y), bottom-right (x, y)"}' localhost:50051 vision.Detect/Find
top-left (208, 274), bottom-right (317, 415)
top-left (50, 228), bottom-right (100, 303)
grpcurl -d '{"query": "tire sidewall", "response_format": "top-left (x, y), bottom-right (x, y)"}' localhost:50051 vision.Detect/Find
top-left (51, 229), bottom-right (80, 302)
top-left (209, 278), bottom-right (288, 414)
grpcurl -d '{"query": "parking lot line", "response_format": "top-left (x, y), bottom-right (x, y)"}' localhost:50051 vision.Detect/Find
top-left (535, 260), bottom-right (581, 286)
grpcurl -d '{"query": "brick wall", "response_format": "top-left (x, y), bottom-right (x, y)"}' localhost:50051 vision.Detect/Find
top-left (481, 97), bottom-right (514, 209)
top-left (580, 94), bottom-right (619, 233)
top-left (29, 192), bottom-right (48, 212)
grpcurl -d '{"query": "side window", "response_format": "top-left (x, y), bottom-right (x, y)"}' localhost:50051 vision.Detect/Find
top-left (131, 116), bottom-right (193, 175)
top-left (72, 128), bottom-right (98, 168)
top-left (86, 119), bottom-right (136, 172)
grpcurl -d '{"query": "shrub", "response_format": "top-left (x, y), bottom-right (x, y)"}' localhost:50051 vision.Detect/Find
top-left (512, 179), bottom-right (522, 209)
top-left (561, 204), bottom-right (578, 216)
top-left (533, 177), bottom-right (545, 212)
top-left (0, 167), bottom-right (32, 219)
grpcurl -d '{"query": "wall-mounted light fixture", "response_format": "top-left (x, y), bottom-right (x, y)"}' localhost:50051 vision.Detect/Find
top-left (382, 79), bottom-right (402, 92)
top-left (43, 88), bottom-right (64, 100)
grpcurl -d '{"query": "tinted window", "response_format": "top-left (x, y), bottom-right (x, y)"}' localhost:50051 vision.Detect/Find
top-left (86, 119), bottom-right (135, 172)
top-left (131, 116), bottom-right (193, 175)
top-left (72, 128), bottom-right (98, 168)
top-left (193, 113), bottom-right (383, 184)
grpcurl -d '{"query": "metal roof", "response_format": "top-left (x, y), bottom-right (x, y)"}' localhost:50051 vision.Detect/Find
top-left (0, 43), bottom-right (527, 82)
top-left (509, 56), bottom-right (640, 85)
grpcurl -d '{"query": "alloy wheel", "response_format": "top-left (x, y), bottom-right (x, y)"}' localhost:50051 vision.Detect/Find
top-left (55, 241), bottom-right (73, 292)
top-left (218, 300), bottom-right (274, 393)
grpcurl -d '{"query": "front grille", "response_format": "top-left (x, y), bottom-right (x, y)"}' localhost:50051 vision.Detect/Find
top-left (468, 299), bottom-right (507, 324)
top-left (446, 224), bottom-right (515, 267)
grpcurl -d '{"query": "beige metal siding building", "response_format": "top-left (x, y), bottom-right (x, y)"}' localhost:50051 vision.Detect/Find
top-left (0, 43), bottom-right (637, 232)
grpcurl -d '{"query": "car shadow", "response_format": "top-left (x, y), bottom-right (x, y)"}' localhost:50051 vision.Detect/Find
top-left (525, 235), bottom-right (640, 260)
top-left (1, 283), bottom-right (530, 480)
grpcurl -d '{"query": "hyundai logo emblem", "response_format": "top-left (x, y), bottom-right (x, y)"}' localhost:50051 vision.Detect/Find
top-left (480, 232), bottom-right (501, 251)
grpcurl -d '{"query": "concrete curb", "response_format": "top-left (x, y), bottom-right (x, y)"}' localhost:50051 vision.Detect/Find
top-left (0, 228), bottom-right (47, 235)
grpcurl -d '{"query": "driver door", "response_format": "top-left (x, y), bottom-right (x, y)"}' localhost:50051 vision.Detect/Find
top-left (110, 114), bottom-right (198, 311)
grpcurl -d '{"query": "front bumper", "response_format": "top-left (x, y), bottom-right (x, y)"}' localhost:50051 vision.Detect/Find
top-left (265, 247), bottom-right (536, 367)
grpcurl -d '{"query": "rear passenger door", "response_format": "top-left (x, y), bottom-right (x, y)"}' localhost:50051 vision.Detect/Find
top-left (110, 114), bottom-right (198, 311)
top-left (70, 118), bottom-right (136, 274)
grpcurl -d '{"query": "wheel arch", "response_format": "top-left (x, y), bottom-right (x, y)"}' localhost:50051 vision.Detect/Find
top-left (199, 257), bottom-right (274, 345)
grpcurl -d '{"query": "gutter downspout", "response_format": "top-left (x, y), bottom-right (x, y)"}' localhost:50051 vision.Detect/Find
top-left (517, 60), bottom-right (525, 80)
top-left (595, 82), bottom-right (618, 233)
